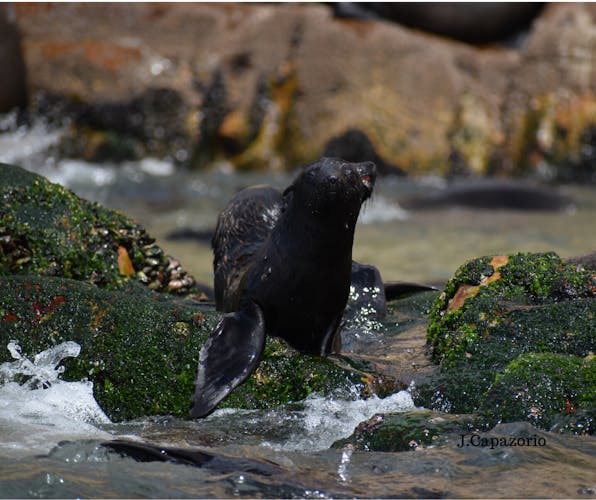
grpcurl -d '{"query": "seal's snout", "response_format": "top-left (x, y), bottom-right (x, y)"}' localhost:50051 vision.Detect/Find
top-left (356, 161), bottom-right (376, 198)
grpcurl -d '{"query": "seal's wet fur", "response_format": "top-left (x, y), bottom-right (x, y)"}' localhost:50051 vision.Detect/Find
top-left (191, 158), bottom-right (376, 417)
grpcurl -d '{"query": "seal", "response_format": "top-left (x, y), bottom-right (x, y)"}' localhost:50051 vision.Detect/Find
top-left (400, 179), bottom-right (573, 211)
top-left (190, 157), bottom-right (377, 417)
top-left (332, 3), bottom-right (544, 45)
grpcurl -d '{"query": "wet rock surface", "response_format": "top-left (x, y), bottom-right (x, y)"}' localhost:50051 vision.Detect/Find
top-left (0, 162), bottom-right (196, 295)
top-left (6, 3), bottom-right (596, 179)
top-left (424, 252), bottom-right (595, 434)
top-left (0, 163), bottom-right (383, 420)
top-left (332, 409), bottom-right (482, 452)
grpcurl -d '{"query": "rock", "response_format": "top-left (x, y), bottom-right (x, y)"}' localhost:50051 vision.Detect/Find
top-left (0, 274), bottom-right (213, 421)
top-left (10, 3), bottom-right (596, 178)
top-left (483, 353), bottom-right (594, 434)
top-left (0, 162), bottom-right (196, 295)
top-left (502, 4), bottom-right (596, 181)
top-left (423, 252), bottom-right (595, 433)
top-left (0, 5), bottom-right (27, 112)
top-left (332, 409), bottom-right (481, 452)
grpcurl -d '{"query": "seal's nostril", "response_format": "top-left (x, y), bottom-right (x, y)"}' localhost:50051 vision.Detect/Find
top-left (329, 175), bottom-right (338, 184)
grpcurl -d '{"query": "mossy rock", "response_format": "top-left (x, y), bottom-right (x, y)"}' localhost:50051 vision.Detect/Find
top-left (482, 353), bottom-right (595, 434)
top-left (0, 162), bottom-right (195, 295)
top-left (0, 274), bottom-right (212, 421)
top-left (332, 409), bottom-right (482, 452)
top-left (0, 275), bottom-right (370, 421)
top-left (0, 164), bottom-right (374, 420)
top-left (423, 252), bottom-right (595, 433)
top-left (428, 252), bottom-right (595, 366)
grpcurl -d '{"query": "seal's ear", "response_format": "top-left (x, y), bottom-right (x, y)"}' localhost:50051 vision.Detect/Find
top-left (281, 184), bottom-right (294, 213)
top-left (282, 183), bottom-right (294, 199)
top-left (190, 301), bottom-right (266, 418)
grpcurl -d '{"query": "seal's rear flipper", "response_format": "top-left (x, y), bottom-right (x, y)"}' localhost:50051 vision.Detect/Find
top-left (384, 281), bottom-right (440, 300)
top-left (190, 302), bottom-right (266, 418)
top-left (350, 262), bottom-right (387, 315)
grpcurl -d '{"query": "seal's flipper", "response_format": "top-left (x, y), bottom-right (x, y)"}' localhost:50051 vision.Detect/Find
top-left (190, 302), bottom-right (266, 418)
top-left (349, 261), bottom-right (387, 316)
top-left (384, 281), bottom-right (440, 300)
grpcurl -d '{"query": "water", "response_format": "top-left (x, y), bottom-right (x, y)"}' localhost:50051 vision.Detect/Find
top-left (1, 342), bottom-right (594, 498)
top-left (1, 119), bottom-right (595, 498)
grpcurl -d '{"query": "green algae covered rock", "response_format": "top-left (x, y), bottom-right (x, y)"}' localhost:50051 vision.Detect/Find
top-left (424, 252), bottom-right (595, 433)
top-left (0, 274), bottom-right (368, 421)
top-left (0, 164), bottom-right (372, 420)
top-left (0, 274), bottom-right (212, 421)
top-left (483, 353), bottom-right (595, 434)
top-left (332, 409), bottom-right (481, 452)
top-left (0, 162), bottom-right (195, 295)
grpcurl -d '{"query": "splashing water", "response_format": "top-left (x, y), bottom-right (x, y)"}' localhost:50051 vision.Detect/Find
top-left (0, 342), bottom-right (111, 456)
top-left (262, 390), bottom-right (416, 452)
top-left (0, 113), bottom-right (64, 165)
top-left (358, 195), bottom-right (409, 224)
top-left (1, 341), bottom-right (81, 388)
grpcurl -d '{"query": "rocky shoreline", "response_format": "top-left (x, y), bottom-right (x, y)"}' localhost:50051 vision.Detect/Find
top-left (1, 163), bottom-right (593, 442)
top-left (1, 3), bottom-right (595, 180)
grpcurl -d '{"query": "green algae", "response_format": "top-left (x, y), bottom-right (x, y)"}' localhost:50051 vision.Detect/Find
top-left (482, 353), bottom-right (595, 434)
top-left (0, 162), bottom-right (194, 294)
top-left (0, 274), bottom-right (212, 421)
top-left (221, 340), bottom-right (364, 411)
top-left (332, 409), bottom-right (482, 452)
top-left (423, 252), bottom-right (595, 433)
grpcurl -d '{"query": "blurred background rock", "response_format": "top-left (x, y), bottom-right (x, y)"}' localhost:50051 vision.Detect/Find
top-left (2, 2), bottom-right (595, 180)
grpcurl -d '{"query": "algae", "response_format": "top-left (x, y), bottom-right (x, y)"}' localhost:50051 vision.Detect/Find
top-left (0, 162), bottom-right (195, 295)
top-left (0, 274), bottom-right (212, 421)
top-left (483, 353), bottom-right (595, 434)
top-left (424, 252), bottom-right (595, 433)
top-left (332, 409), bottom-right (482, 452)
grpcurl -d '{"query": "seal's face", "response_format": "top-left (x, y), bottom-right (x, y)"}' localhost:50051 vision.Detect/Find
top-left (285, 158), bottom-right (376, 221)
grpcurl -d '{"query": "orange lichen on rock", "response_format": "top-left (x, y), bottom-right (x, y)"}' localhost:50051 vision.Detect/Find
top-left (117, 245), bottom-right (135, 277)
top-left (447, 256), bottom-right (508, 312)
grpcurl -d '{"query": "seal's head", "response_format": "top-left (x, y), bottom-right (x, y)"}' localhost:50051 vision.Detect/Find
top-left (283, 157), bottom-right (376, 227)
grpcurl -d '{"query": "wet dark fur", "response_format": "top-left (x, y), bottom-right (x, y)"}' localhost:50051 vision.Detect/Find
top-left (211, 157), bottom-right (376, 353)
top-left (190, 158), bottom-right (376, 417)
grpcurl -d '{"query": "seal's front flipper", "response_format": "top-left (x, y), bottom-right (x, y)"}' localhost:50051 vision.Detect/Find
top-left (190, 302), bottom-right (266, 418)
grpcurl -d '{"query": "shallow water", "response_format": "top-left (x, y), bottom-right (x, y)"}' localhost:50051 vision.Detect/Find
top-left (1, 124), bottom-right (595, 498)
top-left (1, 340), bottom-right (594, 499)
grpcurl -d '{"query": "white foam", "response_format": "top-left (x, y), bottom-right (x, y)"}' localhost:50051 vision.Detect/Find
top-left (0, 342), bottom-right (111, 457)
top-left (44, 159), bottom-right (117, 187)
top-left (135, 157), bottom-right (175, 177)
top-left (0, 119), bottom-right (64, 164)
top-left (358, 195), bottom-right (409, 224)
top-left (262, 390), bottom-right (415, 452)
